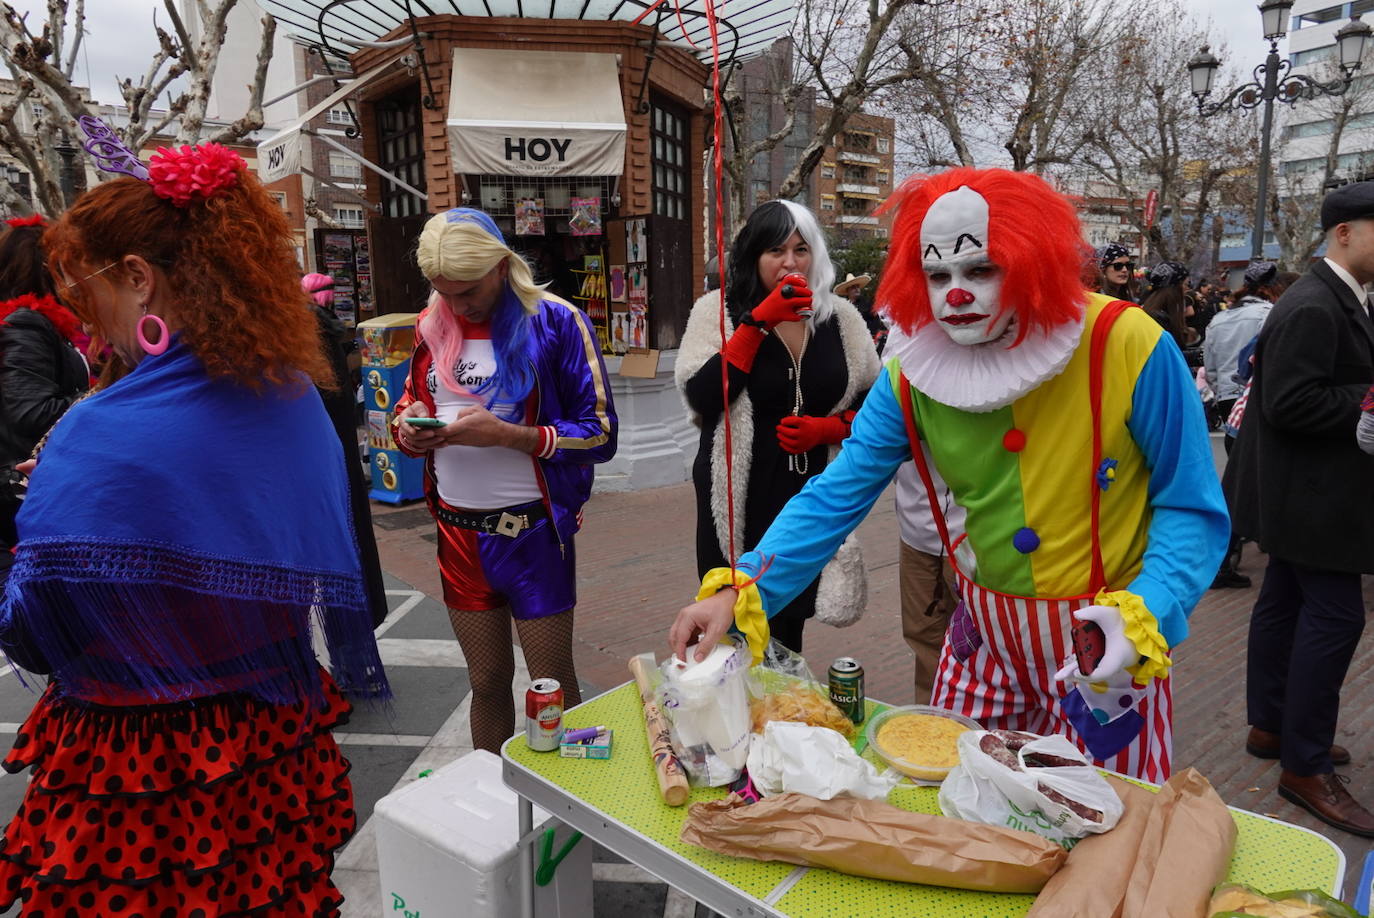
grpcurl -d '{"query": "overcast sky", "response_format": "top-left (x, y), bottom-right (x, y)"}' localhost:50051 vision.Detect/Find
top-left (59, 0), bottom-right (1276, 106)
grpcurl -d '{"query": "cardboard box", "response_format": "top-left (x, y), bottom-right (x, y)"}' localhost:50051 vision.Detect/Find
top-left (558, 729), bottom-right (614, 759)
top-left (618, 348), bottom-right (660, 379)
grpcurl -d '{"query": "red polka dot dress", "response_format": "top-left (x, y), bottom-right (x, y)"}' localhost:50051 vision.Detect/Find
top-left (0, 670), bottom-right (357, 916)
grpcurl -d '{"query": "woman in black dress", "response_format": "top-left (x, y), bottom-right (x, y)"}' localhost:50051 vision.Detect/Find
top-left (676, 201), bottom-right (880, 651)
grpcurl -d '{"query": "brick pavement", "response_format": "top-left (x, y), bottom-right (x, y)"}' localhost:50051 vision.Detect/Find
top-left (371, 466), bottom-right (1374, 893)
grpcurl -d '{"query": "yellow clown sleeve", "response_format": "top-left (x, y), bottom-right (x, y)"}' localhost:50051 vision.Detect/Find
top-left (1095, 589), bottom-right (1172, 682)
top-left (697, 568), bottom-right (769, 665)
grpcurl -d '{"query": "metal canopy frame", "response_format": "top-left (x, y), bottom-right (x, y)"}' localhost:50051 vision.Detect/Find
top-left (256, 0), bottom-right (795, 70)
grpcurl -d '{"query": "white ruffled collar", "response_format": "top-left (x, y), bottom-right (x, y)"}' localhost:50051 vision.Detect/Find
top-left (886, 311), bottom-right (1085, 413)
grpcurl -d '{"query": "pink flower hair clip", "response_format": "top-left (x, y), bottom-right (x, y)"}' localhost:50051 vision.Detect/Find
top-left (147, 143), bottom-right (245, 207)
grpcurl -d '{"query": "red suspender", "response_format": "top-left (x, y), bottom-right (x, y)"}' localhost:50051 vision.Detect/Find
top-left (1087, 300), bottom-right (1132, 592)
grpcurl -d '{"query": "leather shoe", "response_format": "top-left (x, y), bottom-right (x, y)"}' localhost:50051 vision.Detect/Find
top-left (1278, 771), bottom-right (1374, 837)
top-left (1210, 569), bottom-right (1251, 589)
top-left (1246, 727), bottom-right (1350, 766)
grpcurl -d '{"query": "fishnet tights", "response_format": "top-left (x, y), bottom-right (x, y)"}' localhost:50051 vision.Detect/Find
top-left (447, 606), bottom-right (582, 754)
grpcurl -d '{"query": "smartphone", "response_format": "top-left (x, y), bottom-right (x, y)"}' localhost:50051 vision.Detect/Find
top-left (404, 417), bottom-right (446, 429)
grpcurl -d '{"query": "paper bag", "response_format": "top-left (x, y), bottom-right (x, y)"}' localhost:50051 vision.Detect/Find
top-left (1123, 768), bottom-right (1237, 918)
top-left (1025, 776), bottom-right (1156, 917)
top-left (681, 792), bottom-right (1067, 893)
top-left (1027, 769), bottom-right (1237, 918)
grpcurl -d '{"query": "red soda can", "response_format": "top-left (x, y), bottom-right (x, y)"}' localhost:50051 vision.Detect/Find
top-left (525, 678), bottom-right (564, 751)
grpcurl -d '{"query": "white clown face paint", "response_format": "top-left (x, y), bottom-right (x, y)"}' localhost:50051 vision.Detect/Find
top-left (920, 186), bottom-right (1013, 347)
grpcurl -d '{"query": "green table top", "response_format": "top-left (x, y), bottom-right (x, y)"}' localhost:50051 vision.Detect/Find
top-left (503, 683), bottom-right (1344, 918)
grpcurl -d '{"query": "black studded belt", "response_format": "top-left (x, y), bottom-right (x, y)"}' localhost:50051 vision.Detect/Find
top-left (435, 500), bottom-right (548, 537)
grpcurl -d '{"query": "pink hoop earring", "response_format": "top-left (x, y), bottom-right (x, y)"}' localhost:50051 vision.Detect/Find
top-left (136, 311), bottom-right (169, 356)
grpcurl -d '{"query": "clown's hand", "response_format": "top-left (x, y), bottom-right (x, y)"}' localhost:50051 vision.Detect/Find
top-left (1053, 604), bottom-right (1139, 684)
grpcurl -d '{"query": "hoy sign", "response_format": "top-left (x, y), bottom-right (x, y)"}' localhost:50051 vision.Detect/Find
top-left (504, 137), bottom-right (572, 163)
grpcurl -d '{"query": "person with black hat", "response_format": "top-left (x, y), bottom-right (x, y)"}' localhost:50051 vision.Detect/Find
top-left (1223, 180), bottom-right (1374, 837)
top-left (1095, 243), bottom-right (1140, 303)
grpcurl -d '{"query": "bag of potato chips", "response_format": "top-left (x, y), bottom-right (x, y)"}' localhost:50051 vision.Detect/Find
top-left (1209, 883), bottom-right (1362, 917)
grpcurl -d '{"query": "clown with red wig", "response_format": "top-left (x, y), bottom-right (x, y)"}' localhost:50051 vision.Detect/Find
top-left (670, 168), bottom-right (1227, 781)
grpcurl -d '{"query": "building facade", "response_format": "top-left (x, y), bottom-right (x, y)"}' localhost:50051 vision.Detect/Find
top-left (813, 106), bottom-right (895, 240)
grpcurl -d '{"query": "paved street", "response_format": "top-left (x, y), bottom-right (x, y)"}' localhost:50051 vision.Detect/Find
top-left (0, 433), bottom-right (1370, 915)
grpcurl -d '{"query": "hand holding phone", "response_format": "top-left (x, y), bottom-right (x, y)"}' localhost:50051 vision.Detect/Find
top-left (404, 416), bottom-right (446, 429)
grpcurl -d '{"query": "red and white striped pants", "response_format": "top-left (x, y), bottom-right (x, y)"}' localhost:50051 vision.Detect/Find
top-left (930, 582), bottom-right (1173, 782)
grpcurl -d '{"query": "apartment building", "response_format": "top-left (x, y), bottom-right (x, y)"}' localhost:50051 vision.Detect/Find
top-left (813, 106), bottom-right (896, 240)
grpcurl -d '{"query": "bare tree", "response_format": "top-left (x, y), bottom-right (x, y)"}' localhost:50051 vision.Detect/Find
top-left (886, 0), bottom-right (1127, 174)
top-left (0, 0), bottom-right (275, 215)
top-left (1074, 6), bottom-right (1256, 263)
top-left (715, 0), bottom-right (930, 235)
top-left (1268, 56), bottom-right (1374, 270)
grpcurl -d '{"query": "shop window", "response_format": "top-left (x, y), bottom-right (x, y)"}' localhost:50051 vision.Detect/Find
top-left (821, 163), bottom-right (835, 178)
top-left (332, 206), bottom-right (365, 228)
top-left (375, 88), bottom-right (426, 219)
top-left (329, 151), bottom-right (362, 179)
top-left (651, 98), bottom-right (689, 221)
top-left (876, 136), bottom-right (890, 154)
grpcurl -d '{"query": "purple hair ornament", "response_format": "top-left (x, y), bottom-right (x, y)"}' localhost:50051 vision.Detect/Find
top-left (77, 115), bottom-right (150, 181)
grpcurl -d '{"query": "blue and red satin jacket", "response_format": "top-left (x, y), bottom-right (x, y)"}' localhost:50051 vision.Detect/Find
top-left (393, 295), bottom-right (618, 548)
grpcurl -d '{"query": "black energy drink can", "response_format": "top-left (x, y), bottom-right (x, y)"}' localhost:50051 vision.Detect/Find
top-left (828, 657), bottom-right (865, 724)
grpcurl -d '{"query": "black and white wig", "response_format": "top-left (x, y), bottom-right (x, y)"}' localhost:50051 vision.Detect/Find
top-left (725, 199), bottom-right (837, 326)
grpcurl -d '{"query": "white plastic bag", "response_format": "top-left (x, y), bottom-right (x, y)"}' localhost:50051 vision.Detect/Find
top-left (745, 721), bottom-right (898, 801)
top-left (938, 731), bottom-right (1123, 848)
top-left (657, 637), bottom-right (752, 786)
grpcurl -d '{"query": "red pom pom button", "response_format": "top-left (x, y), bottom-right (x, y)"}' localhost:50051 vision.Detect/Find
top-left (1002, 429), bottom-right (1026, 452)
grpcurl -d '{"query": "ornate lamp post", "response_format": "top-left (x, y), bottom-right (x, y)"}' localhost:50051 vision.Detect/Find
top-left (1188, 0), bottom-right (1372, 261)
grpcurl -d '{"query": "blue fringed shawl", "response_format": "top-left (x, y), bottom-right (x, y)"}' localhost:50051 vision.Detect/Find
top-left (1, 340), bottom-right (390, 707)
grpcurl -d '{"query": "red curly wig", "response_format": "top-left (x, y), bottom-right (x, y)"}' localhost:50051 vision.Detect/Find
top-left (43, 170), bottom-right (330, 390)
top-left (874, 168), bottom-right (1090, 342)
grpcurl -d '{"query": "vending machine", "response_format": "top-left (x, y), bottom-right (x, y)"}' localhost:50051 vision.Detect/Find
top-left (357, 313), bottom-right (425, 504)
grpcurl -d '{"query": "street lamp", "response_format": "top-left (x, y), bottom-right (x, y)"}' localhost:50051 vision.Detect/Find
top-left (53, 136), bottom-right (77, 203)
top-left (1188, 2), bottom-right (1372, 261)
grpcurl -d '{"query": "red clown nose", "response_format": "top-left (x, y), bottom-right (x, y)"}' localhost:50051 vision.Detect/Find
top-left (946, 288), bottom-right (976, 307)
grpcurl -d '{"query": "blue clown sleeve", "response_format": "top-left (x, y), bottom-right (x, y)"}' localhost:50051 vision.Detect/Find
top-left (735, 372), bottom-right (912, 616)
top-left (1125, 338), bottom-right (1230, 647)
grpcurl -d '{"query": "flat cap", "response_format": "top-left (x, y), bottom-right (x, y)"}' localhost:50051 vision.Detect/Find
top-left (1321, 181), bottom-right (1374, 231)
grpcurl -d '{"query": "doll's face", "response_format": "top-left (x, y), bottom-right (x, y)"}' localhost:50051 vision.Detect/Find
top-left (920, 187), bottom-right (1013, 347)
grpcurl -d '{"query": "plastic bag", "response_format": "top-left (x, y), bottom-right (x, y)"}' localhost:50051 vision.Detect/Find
top-left (745, 721), bottom-right (898, 801)
top-left (1209, 884), bottom-right (1363, 917)
top-left (938, 730), bottom-right (1124, 848)
top-left (747, 639), bottom-right (855, 739)
top-left (657, 637), bottom-right (752, 787)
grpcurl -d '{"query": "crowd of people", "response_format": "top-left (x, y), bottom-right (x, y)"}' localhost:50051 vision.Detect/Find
top-left (3, 141), bottom-right (1374, 915)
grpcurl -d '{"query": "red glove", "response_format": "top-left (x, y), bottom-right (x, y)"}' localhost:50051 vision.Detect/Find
top-left (747, 273), bottom-right (812, 329)
top-left (776, 411), bottom-right (853, 454)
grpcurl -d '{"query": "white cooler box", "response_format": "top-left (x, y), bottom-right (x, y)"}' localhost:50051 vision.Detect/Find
top-left (374, 749), bottom-right (593, 917)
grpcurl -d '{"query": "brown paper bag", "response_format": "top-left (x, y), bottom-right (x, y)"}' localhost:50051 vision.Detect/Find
top-left (1122, 768), bottom-right (1238, 918)
top-left (1025, 776), bottom-right (1156, 917)
top-left (681, 792), bottom-right (1067, 893)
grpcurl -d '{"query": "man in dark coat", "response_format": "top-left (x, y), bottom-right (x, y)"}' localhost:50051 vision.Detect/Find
top-left (1223, 181), bottom-right (1374, 837)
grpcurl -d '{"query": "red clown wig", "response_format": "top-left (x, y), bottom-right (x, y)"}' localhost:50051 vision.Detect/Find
top-left (875, 168), bottom-right (1090, 343)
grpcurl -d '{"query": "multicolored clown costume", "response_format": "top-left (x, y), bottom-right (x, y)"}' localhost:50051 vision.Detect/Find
top-left (703, 169), bottom-right (1227, 781)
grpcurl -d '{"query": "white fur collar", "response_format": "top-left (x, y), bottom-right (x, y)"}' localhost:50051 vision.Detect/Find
top-left (886, 311), bottom-right (1085, 413)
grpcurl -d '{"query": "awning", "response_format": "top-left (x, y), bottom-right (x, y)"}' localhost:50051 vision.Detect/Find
top-left (256, 56), bottom-right (415, 194)
top-left (255, 0), bottom-right (796, 67)
top-left (446, 48), bottom-right (626, 177)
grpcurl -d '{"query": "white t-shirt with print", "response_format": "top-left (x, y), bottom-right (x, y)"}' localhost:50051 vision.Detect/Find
top-left (428, 326), bottom-right (542, 510)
